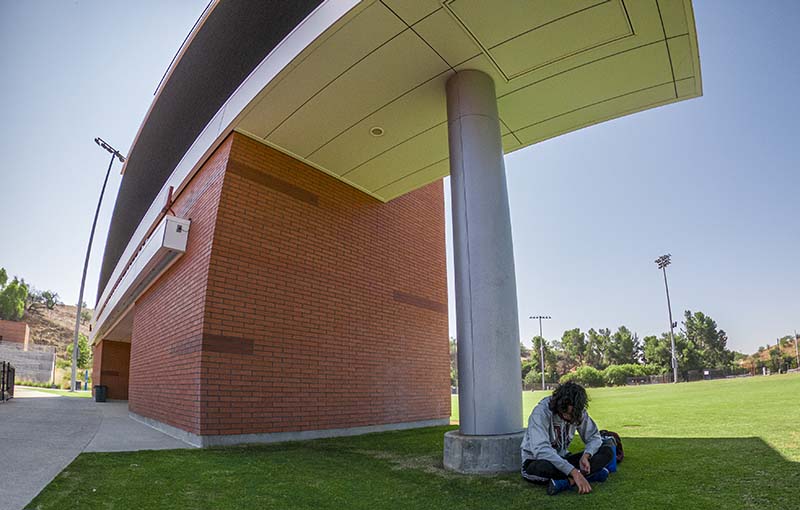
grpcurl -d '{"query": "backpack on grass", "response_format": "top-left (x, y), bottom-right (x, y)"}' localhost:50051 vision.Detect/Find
top-left (599, 429), bottom-right (624, 463)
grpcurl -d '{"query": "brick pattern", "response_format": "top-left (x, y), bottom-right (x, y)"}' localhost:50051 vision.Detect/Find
top-left (126, 137), bottom-right (233, 434)
top-left (93, 340), bottom-right (131, 399)
top-left (198, 133), bottom-right (450, 436)
top-left (0, 320), bottom-right (29, 350)
top-left (121, 131), bottom-right (449, 438)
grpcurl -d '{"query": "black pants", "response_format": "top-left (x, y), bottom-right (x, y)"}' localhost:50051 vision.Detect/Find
top-left (523, 445), bottom-right (614, 483)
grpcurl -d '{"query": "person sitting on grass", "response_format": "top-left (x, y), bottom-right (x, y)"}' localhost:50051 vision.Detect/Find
top-left (520, 381), bottom-right (614, 495)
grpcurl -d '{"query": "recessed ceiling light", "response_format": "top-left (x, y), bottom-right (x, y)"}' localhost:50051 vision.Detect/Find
top-left (369, 126), bottom-right (385, 137)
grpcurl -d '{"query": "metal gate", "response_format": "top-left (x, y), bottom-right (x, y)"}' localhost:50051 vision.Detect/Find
top-left (1, 361), bottom-right (14, 401)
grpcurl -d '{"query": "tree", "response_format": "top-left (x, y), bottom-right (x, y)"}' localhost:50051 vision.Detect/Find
top-left (768, 347), bottom-right (782, 373)
top-left (67, 333), bottom-right (93, 369)
top-left (26, 288), bottom-right (44, 311)
top-left (642, 334), bottom-right (670, 370)
top-left (520, 342), bottom-right (530, 358)
top-left (642, 331), bottom-right (700, 376)
top-left (585, 328), bottom-right (609, 369)
top-left (521, 360), bottom-right (537, 380)
top-left (732, 351), bottom-right (747, 363)
top-left (41, 290), bottom-right (60, 310)
top-left (0, 271), bottom-right (29, 321)
top-left (682, 310), bottom-right (732, 369)
top-left (607, 326), bottom-right (641, 365)
top-left (530, 336), bottom-right (559, 382)
top-left (560, 328), bottom-right (586, 365)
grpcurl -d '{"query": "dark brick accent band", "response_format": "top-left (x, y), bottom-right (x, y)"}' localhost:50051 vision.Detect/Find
top-left (392, 290), bottom-right (447, 314)
top-left (228, 160), bottom-right (319, 206)
top-left (202, 333), bottom-right (255, 355)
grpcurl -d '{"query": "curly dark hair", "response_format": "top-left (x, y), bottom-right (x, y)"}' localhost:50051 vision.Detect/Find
top-left (548, 381), bottom-right (589, 424)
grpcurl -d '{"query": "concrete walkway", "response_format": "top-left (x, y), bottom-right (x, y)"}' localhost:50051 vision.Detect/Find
top-left (0, 387), bottom-right (191, 510)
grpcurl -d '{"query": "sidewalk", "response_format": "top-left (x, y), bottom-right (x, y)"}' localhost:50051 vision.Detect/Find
top-left (0, 387), bottom-right (191, 510)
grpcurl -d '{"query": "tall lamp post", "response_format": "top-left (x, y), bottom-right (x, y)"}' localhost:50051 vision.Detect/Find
top-left (655, 254), bottom-right (678, 384)
top-left (70, 138), bottom-right (125, 392)
top-left (529, 315), bottom-right (551, 390)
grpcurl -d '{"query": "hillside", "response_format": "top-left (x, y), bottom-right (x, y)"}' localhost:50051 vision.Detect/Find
top-left (739, 337), bottom-right (799, 372)
top-left (24, 304), bottom-right (92, 361)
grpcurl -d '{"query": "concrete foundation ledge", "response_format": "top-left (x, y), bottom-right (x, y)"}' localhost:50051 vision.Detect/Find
top-left (130, 412), bottom-right (450, 448)
top-left (443, 430), bottom-right (524, 474)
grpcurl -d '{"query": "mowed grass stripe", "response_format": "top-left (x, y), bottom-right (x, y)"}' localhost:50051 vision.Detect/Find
top-left (453, 374), bottom-right (800, 459)
top-left (28, 373), bottom-right (800, 510)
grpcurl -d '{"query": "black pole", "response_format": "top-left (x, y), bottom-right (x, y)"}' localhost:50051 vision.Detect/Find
top-left (70, 149), bottom-right (118, 391)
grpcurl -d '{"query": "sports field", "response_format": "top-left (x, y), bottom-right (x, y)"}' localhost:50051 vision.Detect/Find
top-left (28, 373), bottom-right (799, 509)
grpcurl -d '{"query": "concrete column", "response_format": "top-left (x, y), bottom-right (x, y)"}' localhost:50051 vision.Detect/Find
top-left (447, 70), bottom-right (522, 437)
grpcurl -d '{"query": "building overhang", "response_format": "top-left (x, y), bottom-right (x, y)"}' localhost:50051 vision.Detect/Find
top-left (238, 0), bottom-right (701, 202)
top-left (96, 0), bottom-right (701, 323)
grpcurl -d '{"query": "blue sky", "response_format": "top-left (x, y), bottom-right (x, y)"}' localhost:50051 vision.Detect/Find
top-left (1, 1), bottom-right (797, 354)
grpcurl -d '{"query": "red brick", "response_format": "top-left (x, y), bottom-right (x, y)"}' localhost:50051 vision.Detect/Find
top-left (0, 320), bottom-right (30, 349)
top-left (116, 132), bottom-right (449, 438)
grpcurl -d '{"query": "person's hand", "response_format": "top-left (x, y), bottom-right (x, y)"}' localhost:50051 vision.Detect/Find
top-left (579, 453), bottom-right (591, 474)
top-left (570, 469), bottom-right (592, 494)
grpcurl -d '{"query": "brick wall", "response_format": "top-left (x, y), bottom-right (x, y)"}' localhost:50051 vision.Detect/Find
top-left (93, 340), bottom-right (131, 399)
top-left (198, 133), bottom-right (450, 436)
top-left (0, 320), bottom-right (29, 350)
top-left (127, 136), bottom-right (233, 434)
top-left (122, 131), bottom-right (449, 438)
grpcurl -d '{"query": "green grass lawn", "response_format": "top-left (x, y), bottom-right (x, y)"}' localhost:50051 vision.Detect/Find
top-left (19, 386), bottom-right (92, 398)
top-left (28, 374), bottom-right (800, 509)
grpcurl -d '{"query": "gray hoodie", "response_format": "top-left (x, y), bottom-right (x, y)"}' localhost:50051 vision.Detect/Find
top-left (520, 396), bottom-right (602, 476)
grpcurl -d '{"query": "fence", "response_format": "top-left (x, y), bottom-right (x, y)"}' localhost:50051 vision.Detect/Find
top-left (686, 368), bottom-right (750, 382)
top-left (1, 361), bottom-right (14, 402)
top-left (626, 373), bottom-right (673, 385)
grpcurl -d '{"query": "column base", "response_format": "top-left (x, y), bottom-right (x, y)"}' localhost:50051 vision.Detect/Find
top-left (443, 430), bottom-right (524, 474)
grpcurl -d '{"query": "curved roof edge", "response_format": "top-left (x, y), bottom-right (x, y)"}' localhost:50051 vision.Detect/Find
top-left (97, 0), bottom-right (325, 304)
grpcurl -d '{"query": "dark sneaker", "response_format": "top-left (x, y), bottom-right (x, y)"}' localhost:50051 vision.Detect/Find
top-left (586, 467), bottom-right (610, 483)
top-left (547, 478), bottom-right (571, 495)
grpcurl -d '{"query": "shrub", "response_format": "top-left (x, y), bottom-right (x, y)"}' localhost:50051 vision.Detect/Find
top-left (523, 369), bottom-right (541, 389)
top-left (602, 365), bottom-right (629, 386)
top-left (559, 366), bottom-right (604, 387)
top-left (602, 364), bottom-right (663, 386)
top-left (14, 380), bottom-right (56, 388)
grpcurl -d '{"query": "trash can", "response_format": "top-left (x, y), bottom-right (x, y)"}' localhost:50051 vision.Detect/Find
top-left (94, 385), bottom-right (107, 403)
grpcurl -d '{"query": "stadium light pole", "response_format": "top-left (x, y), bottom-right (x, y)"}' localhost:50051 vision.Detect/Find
top-left (529, 316), bottom-right (551, 390)
top-left (70, 138), bottom-right (125, 392)
top-left (655, 254), bottom-right (679, 384)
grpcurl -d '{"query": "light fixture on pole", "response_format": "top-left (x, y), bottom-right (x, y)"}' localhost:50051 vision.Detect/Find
top-left (70, 138), bottom-right (125, 392)
top-left (655, 254), bottom-right (678, 384)
top-left (529, 315), bottom-right (551, 390)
